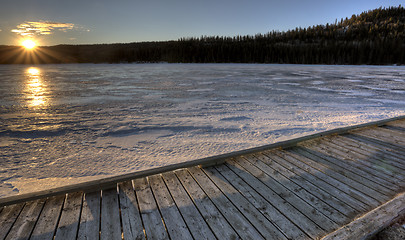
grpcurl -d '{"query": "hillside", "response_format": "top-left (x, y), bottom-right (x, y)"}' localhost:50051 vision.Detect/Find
top-left (1, 5), bottom-right (404, 65)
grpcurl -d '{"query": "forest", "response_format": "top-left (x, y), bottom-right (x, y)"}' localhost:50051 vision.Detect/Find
top-left (1, 6), bottom-right (404, 65)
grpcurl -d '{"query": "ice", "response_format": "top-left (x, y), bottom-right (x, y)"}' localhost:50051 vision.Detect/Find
top-left (0, 63), bottom-right (405, 198)
top-left (311, 80), bottom-right (324, 85)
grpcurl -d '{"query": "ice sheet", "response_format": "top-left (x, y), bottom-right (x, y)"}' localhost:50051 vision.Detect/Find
top-left (0, 63), bottom-right (404, 198)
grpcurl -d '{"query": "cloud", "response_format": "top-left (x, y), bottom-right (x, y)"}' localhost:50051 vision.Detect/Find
top-left (11, 21), bottom-right (75, 36)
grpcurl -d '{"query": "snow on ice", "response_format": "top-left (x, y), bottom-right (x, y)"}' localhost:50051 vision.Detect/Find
top-left (0, 63), bottom-right (404, 197)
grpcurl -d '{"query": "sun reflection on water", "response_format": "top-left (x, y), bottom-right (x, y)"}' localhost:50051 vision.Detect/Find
top-left (25, 67), bottom-right (48, 108)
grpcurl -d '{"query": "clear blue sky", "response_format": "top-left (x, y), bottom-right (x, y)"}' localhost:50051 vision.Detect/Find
top-left (0, 0), bottom-right (402, 46)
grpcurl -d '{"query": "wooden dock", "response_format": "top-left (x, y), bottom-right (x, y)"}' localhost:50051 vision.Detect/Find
top-left (1, 116), bottom-right (404, 239)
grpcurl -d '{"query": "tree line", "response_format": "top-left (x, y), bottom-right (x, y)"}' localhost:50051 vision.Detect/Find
top-left (1, 5), bottom-right (404, 65)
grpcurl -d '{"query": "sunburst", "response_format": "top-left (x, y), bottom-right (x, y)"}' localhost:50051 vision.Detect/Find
top-left (21, 39), bottom-right (37, 50)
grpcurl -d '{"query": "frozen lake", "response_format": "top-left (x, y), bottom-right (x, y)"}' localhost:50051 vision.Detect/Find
top-left (1, 63), bottom-right (405, 197)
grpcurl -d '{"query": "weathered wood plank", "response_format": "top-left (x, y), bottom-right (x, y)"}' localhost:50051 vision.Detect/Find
top-left (346, 129), bottom-right (405, 155)
top-left (293, 145), bottom-right (400, 197)
top-left (162, 171), bottom-right (216, 240)
top-left (100, 188), bottom-right (121, 240)
top-left (303, 140), bottom-right (401, 189)
top-left (77, 191), bottom-right (101, 240)
top-left (300, 140), bottom-right (398, 185)
top-left (202, 166), bottom-right (289, 239)
top-left (334, 135), bottom-right (405, 171)
top-left (265, 149), bottom-right (369, 211)
top-left (321, 140), bottom-right (404, 182)
top-left (385, 120), bottom-right (405, 130)
top-left (149, 174), bottom-right (193, 240)
top-left (188, 166), bottom-right (265, 239)
top-left (5, 199), bottom-right (45, 240)
top-left (118, 181), bottom-right (145, 240)
top-left (175, 168), bottom-right (240, 239)
top-left (376, 126), bottom-right (405, 139)
top-left (134, 177), bottom-right (169, 240)
top-left (254, 151), bottom-right (356, 218)
top-left (30, 195), bottom-right (65, 240)
top-left (276, 148), bottom-right (385, 206)
top-left (250, 152), bottom-right (350, 225)
top-left (347, 133), bottom-right (405, 156)
top-left (334, 136), bottom-right (405, 170)
top-left (353, 128), bottom-right (405, 148)
top-left (322, 192), bottom-right (405, 240)
top-left (274, 148), bottom-right (385, 206)
top-left (324, 139), bottom-right (405, 191)
top-left (227, 158), bottom-right (324, 239)
top-left (54, 192), bottom-right (83, 240)
top-left (0, 203), bottom-right (24, 239)
top-left (216, 163), bottom-right (309, 240)
top-left (342, 134), bottom-right (405, 164)
top-left (236, 155), bottom-right (338, 233)
top-left (382, 124), bottom-right (405, 133)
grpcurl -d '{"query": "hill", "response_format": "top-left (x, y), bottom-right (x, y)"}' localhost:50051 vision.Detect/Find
top-left (1, 5), bottom-right (404, 65)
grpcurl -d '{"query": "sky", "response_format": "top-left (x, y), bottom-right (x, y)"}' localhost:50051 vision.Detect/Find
top-left (0, 0), bottom-right (403, 46)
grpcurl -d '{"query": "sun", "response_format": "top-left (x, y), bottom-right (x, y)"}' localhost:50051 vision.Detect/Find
top-left (22, 39), bottom-right (37, 50)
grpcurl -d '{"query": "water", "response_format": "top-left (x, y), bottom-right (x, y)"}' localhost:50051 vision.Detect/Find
top-left (1, 63), bottom-right (404, 197)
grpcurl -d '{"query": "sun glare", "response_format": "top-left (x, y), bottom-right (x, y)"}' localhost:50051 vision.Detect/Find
top-left (22, 39), bottom-right (36, 49)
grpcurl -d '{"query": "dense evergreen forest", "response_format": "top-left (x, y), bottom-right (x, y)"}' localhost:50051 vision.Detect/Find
top-left (1, 6), bottom-right (404, 65)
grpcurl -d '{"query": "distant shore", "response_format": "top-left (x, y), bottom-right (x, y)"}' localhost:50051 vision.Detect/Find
top-left (2, 6), bottom-right (405, 65)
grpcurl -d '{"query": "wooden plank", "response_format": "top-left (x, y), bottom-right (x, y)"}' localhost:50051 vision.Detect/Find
top-left (353, 128), bottom-right (405, 148)
top-left (235, 156), bottom-right (338, 233)
top-left (300, 140), bottom-right (396, 192)
top-left (325, 138), bottom-right (405, 187)
top-left (304, 140), bottom-right (401, 188)
top-left (5, 199), bottom-right (45, 240)
top-left (149, 174), bottom-right (193, 240)
top-left (30, 195), bottom-right (65, 240)
top-left (202, 166), bottom-right (288, 239)
top-left (376, 126), bottom-right (405, 139)
top-left (343, 133), bottom-right (405, 163)
top-left (386, 119), bottom-right (405, 129)
top-left (0, 203), bottom-right (24, 239)
top-left (320, 139), bottom-right (404, 182)
top-left (100, 188), bottom-right (121, 240)
top-left (118, 181), bottom-right (145, 240)
top-left (175, 168), bottom-right (240, 239)
top-left (227, 158), bottom-right (324, 239)
top-left (264, 149), bottom-right (370, 211)
top-left (251, 152), bottom-right (352, 224)
top-left (253, 152), bottom-right (356, 218)
top-left (2, 116), bottom-right (404, 208)
top-left (188, 166), bottom-right (265, 239)
top-left (345, 134), bottom-right (405, 165)
top-left (162, 171), bottom-right (216, 240)
top-left (322, 138), bottom-right (404, 183)
top-left (383, 124), bottom-right (405, 133)
top-left (215, 163), bottom-right (309, 240)
top-left (54, 192), bottom-right (83, 240)
top-left (276, 148), bottom-right (386, 206)
top-left (322, 192), bottom-right (405, 240)
top-left (134, 177), bottom-right (169, 240)
top-left (77, 191), bottom-right (101, 240)
top-left (293, 145), bottom-right (400, 196)
top-left (347, 133), bottom-right (405, 155)
top-left (334, 135), bottom-right (405, 170)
